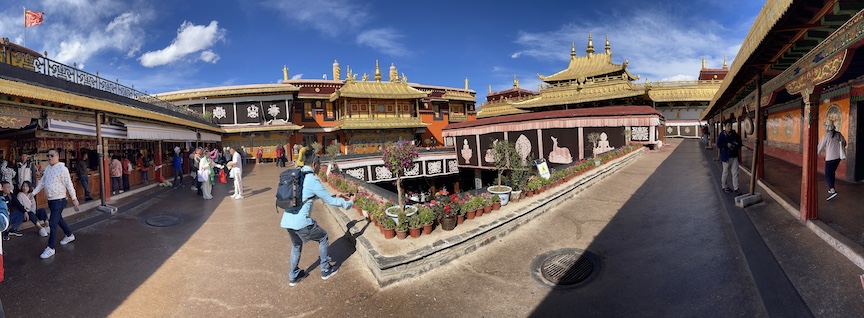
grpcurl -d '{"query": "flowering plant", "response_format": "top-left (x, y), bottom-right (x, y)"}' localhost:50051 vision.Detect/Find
top-left (382, 140), bottom-right (419, 212)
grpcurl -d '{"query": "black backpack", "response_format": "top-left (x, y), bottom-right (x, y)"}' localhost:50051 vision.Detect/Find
top-left (276, 168), bottom-right (312, 213)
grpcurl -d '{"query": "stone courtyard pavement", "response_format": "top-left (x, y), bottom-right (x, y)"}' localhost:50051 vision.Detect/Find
top-left (1, 139), bottom-right (863, 317)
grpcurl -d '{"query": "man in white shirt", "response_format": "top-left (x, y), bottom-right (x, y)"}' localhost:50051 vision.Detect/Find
top-left (227, 148), bottom-right (243, 199)
top-left (32, 149), bottom-right (79, 259)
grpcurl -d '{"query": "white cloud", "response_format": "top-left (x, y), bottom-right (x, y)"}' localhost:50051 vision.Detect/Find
top-left (510, 52), bottom-right (521, 59)
top-left (356, 28), bottom-right (409, 57)
top-left (263, 0), bottom-right (368, 37)
top-left (291, 74), bottom-right (303, 80)
top-left (140, 20), bottom-right (226, 67)
top-left (660, 74), bottom-right (697, 82)
top-left (510, 9), bottom-right (747, 82)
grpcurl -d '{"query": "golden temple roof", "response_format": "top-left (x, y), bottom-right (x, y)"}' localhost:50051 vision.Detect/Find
top-left (154, 84), bottom-right (299, 101)
top-left (330, 80), bottom-right (429, 102)
top-left (512, 81), bottom-right (644, 108)
top-left (646, 81), bottom-right (722, 102)
top-left (443, 90), bottom-right (476, 102)
top-left (477, 102), bottom-right (529, 118)
top-left (539, 34), bottom-right (636, 83)
top-left (222, 123), bottom-right (304, 133)
top-left (338, 117), bottom-right (428, 130)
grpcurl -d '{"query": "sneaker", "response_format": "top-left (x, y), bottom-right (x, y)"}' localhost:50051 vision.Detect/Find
top-left (40, 247), bottom-right (55, 259)
top-left (39, 227), bottom-right (48, 237)
top-left (233, 195), bottom-right (243, 199)
top-left (60, 234), bottom-right (76, 245)
top-left (119, 190), bottom-right (124, 194)
top-left (827, 192), bottom-right (838, 201)
top-left (85, 197), bottom-right (94, 201)
top-left (9, 231), bottom-right (23, 237)
top-left (112, 191), bottom-right (117, 195)
top-left (723, 188), bottom-right (732, 193)
top-left (321, 265), bottom-right (339, 280)
top-left (191, 187), bottom-right (198, 191)
top-left (289, 270), bottom-right (308, 287)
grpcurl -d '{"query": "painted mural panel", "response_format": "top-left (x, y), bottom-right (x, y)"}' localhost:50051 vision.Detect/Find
top-left (456, 135), bottom-right (478, 166)
top-left (818, 98), bottom-right (850, 141)
top-left (583, 127), bottom-right (625, 157)
top-left (205, 103), bottom-right (236, 125)
top-left (541, 128), bottom-right (578, 165)
top-left (508, 129), bottom-right (539, 166)
top-left (236, 102), bottom-right (263, 124)
top-left (631, 126), bottom-right (650, 141)
top-left (766, 108), bottom-right (801, 144)
top-left (479, 132), bottom-right (505, 168)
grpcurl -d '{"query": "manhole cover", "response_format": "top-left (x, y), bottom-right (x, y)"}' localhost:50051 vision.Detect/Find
top-left (531, 248), bottom-right (600, 289)
top-left (144, 215), bottom-right (182, 227)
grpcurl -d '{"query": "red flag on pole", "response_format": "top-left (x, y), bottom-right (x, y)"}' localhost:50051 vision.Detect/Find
top-left (25, 10), bottom-right (44, 28)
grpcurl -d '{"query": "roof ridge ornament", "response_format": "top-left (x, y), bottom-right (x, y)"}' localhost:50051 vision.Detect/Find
top-left (723, 55), bottom-right (728, 69)
top-left (374, 60), bottom-right (382, 82)
top-left (605, 34), bottom-right (611, 55)
top-left (513, 74), bottom-right (519, 88)
top-left (571, 41), bottom-right (576, 59)
top-left (702, 56), bottom-right (706, 69)
top-left (586, 32), bottom-right (595, 56)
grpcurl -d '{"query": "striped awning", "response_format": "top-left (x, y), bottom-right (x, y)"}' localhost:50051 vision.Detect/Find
top-left (47, 119), bottom-right (127, 139)
top-left (200, 131), bottom-right (222, 142)
top-left (121, 120), bottom-right (197, 141)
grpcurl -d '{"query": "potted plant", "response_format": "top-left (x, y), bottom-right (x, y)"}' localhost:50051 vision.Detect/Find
top-left (355, 195), bottom-right (369, 217)
top-left (473, 196), bottom-right (484, 217)
top-left (487, 140), bottom-right (515, 206)
top-left (463, 195), bottom-right (477, 220)
top-left (419, 206), bottom-right (435, 235)
top-left (424, 137), bottom-right (434, 150)
top-left (482, 194), bottom-right (492, 214)
top-left (408, 213), bottom-right (422, 238)
top-left (396, 211), bottom-right (409, 239)
top-left (491, 194), bottom-right (501, 210)
top-left (437, 202), bottom-right (457, 231)
top-left (324, 140), bottom-right (341, 175)
top-left (509, 151), bottom-right (531, 203)
top-left (381, 217), bottom-right (396, 239)
top-left (587, 132), bottom-right (603, 166)
top-left (383, 141), bottom-right (420, 222)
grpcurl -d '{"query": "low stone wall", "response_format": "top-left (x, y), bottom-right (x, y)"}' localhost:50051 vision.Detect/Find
top-left (323, 147), bottom-right (647, 287)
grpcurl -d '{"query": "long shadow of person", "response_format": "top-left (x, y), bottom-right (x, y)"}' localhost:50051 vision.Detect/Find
top-left (304, 219), bottom-right (370, 273)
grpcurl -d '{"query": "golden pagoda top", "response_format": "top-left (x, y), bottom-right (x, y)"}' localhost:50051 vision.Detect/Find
top-left (330, 63), bottom-right (428, 101)
top-left (538, 34), bottom-right (637, 84)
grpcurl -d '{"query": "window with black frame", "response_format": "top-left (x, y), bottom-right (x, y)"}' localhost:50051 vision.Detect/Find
top-left (302, 101), bottom-right (314, 122)
top-left (324, 102), bottom-right (335, 121)
top-left (433, 104), bottom-right (443, 120)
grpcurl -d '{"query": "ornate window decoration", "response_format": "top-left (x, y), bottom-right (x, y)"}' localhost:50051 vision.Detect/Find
top-left (268, 104), bottom-right (281, 118)
top-left (247, 104), bottom-right (259, 118)
top-left (427, 161), bottom-right (443, 174)
top-left (213, 106), bottom-right (227, 119)
top-left (632, 127), bottom-right (650, 141)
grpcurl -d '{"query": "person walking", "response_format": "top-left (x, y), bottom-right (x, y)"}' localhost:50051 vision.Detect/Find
top-left (198, 148), bottom-right (222, 200)
top-left (32, 148), bottom-right (79, 259)
top-left (257, 147), bottom-right (263, 164)
top-left (717, 121), bottom-right (742, 195)
top-left (76, 152), bottom-right (94, 201)
top-left (137, 153), bottom-right (150, 184)
top-left (110, 155), bottom-right (122, 195)
top-left (172, 147), bottom-right (184, 189)
top-left (281, 149), bottom-right (354, 286)
top-left (275, 144), bottom-right (284, 167)
top-left (15, 153), bottom-right (38, 190)
top-left (817, 121), bottom-right (847, 201)
top-left (227, 148), bottom-right (244, 199)
top-left (191, 149), bottom-right (203, 195)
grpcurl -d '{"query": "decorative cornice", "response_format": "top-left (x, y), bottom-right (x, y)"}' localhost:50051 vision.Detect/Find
top-left (338, 117), bottom-right (427, 130)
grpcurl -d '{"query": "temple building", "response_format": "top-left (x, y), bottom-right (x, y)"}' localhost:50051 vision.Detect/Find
top-left (478, 34), bottom-right (728, 139)
top-left (155, 60), bottom-right (477, 160)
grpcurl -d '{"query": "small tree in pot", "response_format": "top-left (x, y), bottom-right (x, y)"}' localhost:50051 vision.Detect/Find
top-left (488, 139), bottom-right (516, 205)
top-left (383, 140), bottom-right (420, 220)
top-left (324, 140), bottom-right (341, 175)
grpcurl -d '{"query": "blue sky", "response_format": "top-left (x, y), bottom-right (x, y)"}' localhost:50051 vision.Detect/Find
top-left (1, 0), bottom-right (764, 101)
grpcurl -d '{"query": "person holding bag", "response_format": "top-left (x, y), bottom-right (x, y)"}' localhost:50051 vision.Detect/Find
top-left (817, 121), bottom-right (847, 201)
top-left (197, 147), bottom-right (222, 200)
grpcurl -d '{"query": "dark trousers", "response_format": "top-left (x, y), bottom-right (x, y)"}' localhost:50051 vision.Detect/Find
top-left (7, 209), bottom-right (47, 232)
top-left (141, 170), bottom-right (149, 183)
top-left (174, 169), bottom-right (184, 187)
top-left (78, 174), bottom-right (92, 199)
top-left (826, 159), bottom-right (841, 189)
top-left (111, 177), bottom-right (121, 192)
top-left (47, 198), bottom-right (73, 249)
top-left (122, 174), bottom-right (130, 191)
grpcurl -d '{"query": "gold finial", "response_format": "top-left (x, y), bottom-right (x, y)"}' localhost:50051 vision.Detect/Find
top-left (586, 33), bottom-right (595, 55)
top-left (333, 59), bottom-right (341, 81)
top-left (488, 84), bottom-right (492, 94)
top-left (362, 73), bottom-right (369, 82)
top-left (604, 34), bottom-right (610, 54)
top-left (723, 55), bottom-right (728, 69)
top-left (389, 63), bottom-right (398, 82)
top-left (538, 84), bottom-right (541, 92)
top-left (283, 65), bottom-right (289, 82)
top-left (464, 77), bottom-right (469, 90)
top-left (570, 41), bottom-right (576, 59)
top-left (513, 74), bottom-right (519, 88)
top-left (401, 72), bottom-right (407, 83)
top-left (374, 60), bottom-right (381, 82)
top-left (702, 56), bottom-right (706, 69)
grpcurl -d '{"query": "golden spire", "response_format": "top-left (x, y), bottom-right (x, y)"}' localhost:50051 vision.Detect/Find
top-left (513, 74), bottom-right (519, 88)
top-left (389, 63), bottom-right (398, 82)
top-left (702, 56), bottom-right (706, 69)
top-left (604, 34), bottom-right (610, 54)
top-left (464, 77), bottom-right (469, 90)
top-left (586, 33), bottom-right (595, 55)
top-left (723, 55), bottom-right (728, 69)
top-left (570, 41), bottom-right (576, 59)
top-left (346, 65), bottom-right (353, 80)
top-left (538, 84), bottom-right (541, 92)
top-left (374, 60), bottom-right (382, 82)
top-left (488, 84), bottom-right (492, 94)
top-left (282, 65), bottom-right (288, 82)
top-left (333, 59), bottom-right (341, 81)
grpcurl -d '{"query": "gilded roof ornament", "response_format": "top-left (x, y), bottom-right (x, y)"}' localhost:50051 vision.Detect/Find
top-left (571, 41), bottom-right (576, 59)
top-left (333, 59), bottom-right (341, 81)
top-left (389, 63), bottom-right (398, 82)
top-left (702, 56), bottom-right (706, 69)
top-left (513, 74), bottom-right (519, 88)
top-left (604, 34), bottom-right (610, 54)
top-left (488, 84), bottom-right (492, 94)
top-left (586, 33), bottom-right (595, 56)
top-left (401, 73), bottom-right (407, 84)
top-left (464, 77), bottom-right (469, 90)
top-left (374, 60), bottom-right (382, 82)
top-left (362, 73), bottom-right (369, 82)
top-left (723, 55), bottom-right (728, 69)
top-left (283, 65), bottom-right (289, 82)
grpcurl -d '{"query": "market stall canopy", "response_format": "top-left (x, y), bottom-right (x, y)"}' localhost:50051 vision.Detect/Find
top-left (47, 119), bottom-right (127, 139)
top-left (200, 131), bottom-right (222, 142)
top-left (120, 120), bottom-right (196, 141)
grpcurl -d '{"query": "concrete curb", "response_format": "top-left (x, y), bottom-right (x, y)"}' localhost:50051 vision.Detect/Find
top-left (739, 165), bottom-right (864, 273)
top-left (324, 147), bottom-right (647, 287)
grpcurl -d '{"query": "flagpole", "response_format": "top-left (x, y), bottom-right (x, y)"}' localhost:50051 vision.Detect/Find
top-left (23, 6), bottom-right (26, 47)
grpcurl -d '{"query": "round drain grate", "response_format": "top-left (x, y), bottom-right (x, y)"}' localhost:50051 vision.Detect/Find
top-left (531, 248), bottom-right (600, 289)
top-left (144, 215), bottom-right (182, 227)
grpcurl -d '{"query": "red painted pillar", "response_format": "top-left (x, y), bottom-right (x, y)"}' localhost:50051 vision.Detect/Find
top-left (800, 89), bottom-right (821, 221)
top-left (156, 141), bottom-right (163, 182)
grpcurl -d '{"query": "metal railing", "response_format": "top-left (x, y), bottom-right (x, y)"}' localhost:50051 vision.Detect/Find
top-left (0, 39), bottom-right (210, 123)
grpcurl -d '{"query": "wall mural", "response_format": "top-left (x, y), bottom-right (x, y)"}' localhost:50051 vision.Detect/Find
top-left (541, 128), bottom-right (579, 164)
top-left (508, 129), bottom-right (539, 165)
top-left (631, 126), bottom-right (650, 141)
top-left (479, 132), bottom-right (505, 168)
top-left (766, 108), bottom-right (801, 144)
top-left (205, 103), bottom-right (235, 125)
top-left (456, 136), bottom-right (478, 166)
top-left (819, 99), bottom-right (850, 141)
top-left (583, 127), bottom-right (624, 158)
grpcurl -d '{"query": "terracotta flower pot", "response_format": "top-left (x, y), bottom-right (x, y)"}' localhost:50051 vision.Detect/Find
top-left (520, 192), bottom-right (526, 199)
top-left (465, 210), bottom-right (475, 220)
top-left (475, 208), bottom-right (483, 217)
top-left (409, 227), bottom-right (421, 238)
top-left (383, 228), bottom-right (395, 239)
top-left (441, 216), bottom-right (457, 231)
top-left (396, 229), bottom-right (408, 239)
top-left (492, 202), bottom-right (501, 210)
top-left (527, 191), bottom-right (534, 197)
top-left (422, 223), bottom-right (433, 235)
top-left (457, 215), bottom-right (465, 224)
top-left (484, 206), bottom-right (492, 214)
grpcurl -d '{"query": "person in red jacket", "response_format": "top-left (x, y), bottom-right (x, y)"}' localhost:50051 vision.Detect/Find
top-left (275, 144), bottom-right (285, 167)
top-left (122, 154), bottom-right (132, 192)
